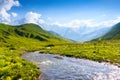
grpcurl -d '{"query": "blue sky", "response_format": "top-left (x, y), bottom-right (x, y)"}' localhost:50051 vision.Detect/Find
top-left (15, 0), bottom-right (120, 21)
top-left (1, 0), bottom-right (120, 28)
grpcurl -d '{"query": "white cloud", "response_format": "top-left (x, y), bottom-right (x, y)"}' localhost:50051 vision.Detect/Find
top-left (11, 12), bottom-right (18, 17)
top-left (0, 9), bottom-right (11, 23)
top-left (101, 17), bottom-right (120, 27)
top-left (50, 17), bottom-right (120, 29)
top-left (0, 0), bottom-right (20, 23)
top-left (51, 19), bottom-right (98, 29)
top-left (24, 12), bottom-right (45, 24)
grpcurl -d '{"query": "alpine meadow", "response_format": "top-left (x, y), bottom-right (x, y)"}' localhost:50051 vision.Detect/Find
top-left (0, 0), bottom-right (120, 80)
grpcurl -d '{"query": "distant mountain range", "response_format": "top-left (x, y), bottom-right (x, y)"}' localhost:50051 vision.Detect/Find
top-left (1, 22), bottom-right (119, 43)
top-left (42, 25), bottom-right (111, 42)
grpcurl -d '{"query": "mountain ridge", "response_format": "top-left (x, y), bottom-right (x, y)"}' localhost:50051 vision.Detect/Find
top-left (97, 22), bottom-right (120, 40)
top-left (0, 23), bottom-right (68, 45)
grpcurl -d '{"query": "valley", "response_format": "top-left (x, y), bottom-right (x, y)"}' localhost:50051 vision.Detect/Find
top-left (0, 23), bottom-right (120, 80)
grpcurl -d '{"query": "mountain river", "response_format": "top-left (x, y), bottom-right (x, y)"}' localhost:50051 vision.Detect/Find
top-left (22, 51), bottom-right (120, 80)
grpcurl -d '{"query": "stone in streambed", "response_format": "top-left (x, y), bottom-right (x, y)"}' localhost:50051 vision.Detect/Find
top-left (54, 56), bottom-right (63, 60)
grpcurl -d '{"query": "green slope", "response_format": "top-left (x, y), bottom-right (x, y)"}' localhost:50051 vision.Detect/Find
top-left (0, 23), bottom-right (66, 43)
top-left (0, 23), bottom-right (68, 80)
top-left (99, 22), bottom-right (120, 40)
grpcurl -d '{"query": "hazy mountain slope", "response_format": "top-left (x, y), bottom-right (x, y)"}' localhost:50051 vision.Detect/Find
top-left (42, 25), bottom-right (111, 42)
top-left (48, 31), bottom-right (62, 37)
top-left (98, 22), bottom-right (120, 40)
top-left (80, 27), bottom-right (111, 41)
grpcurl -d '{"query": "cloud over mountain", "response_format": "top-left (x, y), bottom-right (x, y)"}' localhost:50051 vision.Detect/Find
top-left (24, 12), bottom-right (45, 24)
top-left (49, 17), bottom-right (120, 29)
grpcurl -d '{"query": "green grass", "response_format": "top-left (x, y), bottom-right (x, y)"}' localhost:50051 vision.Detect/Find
top-left (0, 38), bottom-right (41, 80)
top-left (0, 47), bottom-right (39, 80)
top-left (41, 40), bottom-right (120, 63)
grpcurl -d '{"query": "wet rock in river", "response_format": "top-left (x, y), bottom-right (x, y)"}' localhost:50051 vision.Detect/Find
top-left (114, 63), bottom-right (120, 67)
top-left (54, 56), bottom-right (63, 60)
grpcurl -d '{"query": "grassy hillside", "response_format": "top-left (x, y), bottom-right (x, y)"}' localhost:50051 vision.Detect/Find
top-left (98, 22), bottom-right (120, 40)
top-left (0, 23), bottom-right (68, 80)
top-left (0, 23), bottom-right (66, 42)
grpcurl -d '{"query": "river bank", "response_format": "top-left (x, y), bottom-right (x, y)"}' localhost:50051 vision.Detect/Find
top-left (22, 51), bottom-right (120, 80)
top-left (39, 50), bottom-right (120, 68)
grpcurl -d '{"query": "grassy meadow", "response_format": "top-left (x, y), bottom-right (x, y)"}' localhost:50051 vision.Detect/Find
top-left (0, 37), bottom-right (42, 80)
top-left (41, 40), bottom-right (120, 64)
top-left (1, 37), bottom-right (120, 80)
top-left (0, 23), bottom-right (120, 80)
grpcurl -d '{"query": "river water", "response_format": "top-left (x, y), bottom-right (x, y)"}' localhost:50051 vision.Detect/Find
top-left (22, 51), bottom-right (120, 80)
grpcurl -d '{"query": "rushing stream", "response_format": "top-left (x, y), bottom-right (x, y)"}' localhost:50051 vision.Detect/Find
top-left (22, 51), bottom-right (120, 80)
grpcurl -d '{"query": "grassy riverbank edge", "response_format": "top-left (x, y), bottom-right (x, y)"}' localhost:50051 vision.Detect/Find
top-left (39, 40), bottom-right (120, 67)
top-left (0, 47), bottom-right (41, 80)
top-left (39, 51), bottom-right (120, 68)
